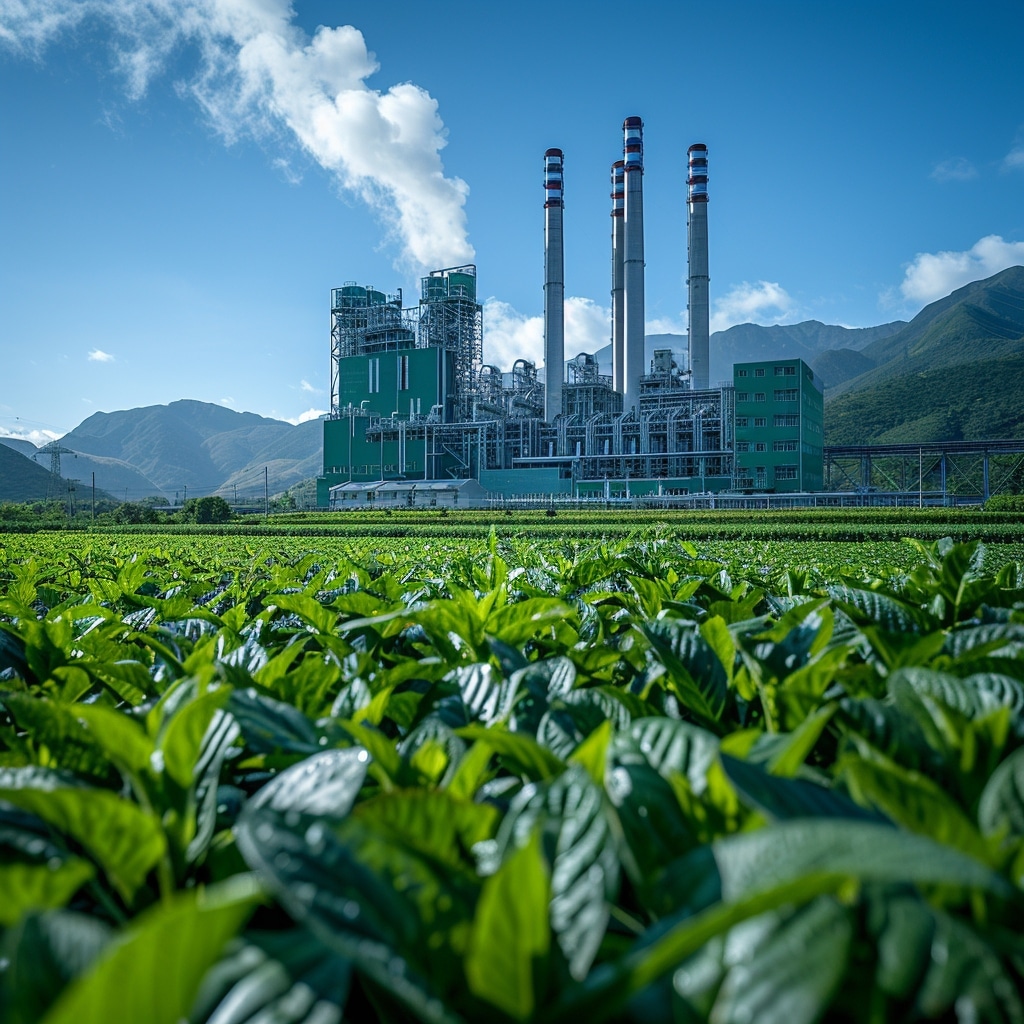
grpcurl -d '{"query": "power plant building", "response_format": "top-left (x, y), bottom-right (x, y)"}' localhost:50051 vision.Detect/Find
top-left (317, 123), bottom-right (823, 507)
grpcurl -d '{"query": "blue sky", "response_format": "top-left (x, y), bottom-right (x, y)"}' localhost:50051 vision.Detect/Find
top-left (2, 0), bottom-right (1022, 441)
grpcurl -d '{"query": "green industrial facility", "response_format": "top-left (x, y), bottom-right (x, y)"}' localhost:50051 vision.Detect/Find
top-left (316, 125), bottom-right (824, 508)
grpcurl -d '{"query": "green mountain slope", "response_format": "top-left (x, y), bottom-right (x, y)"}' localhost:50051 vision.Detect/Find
top-left (825, 354), bottom-right (1024, 444)
top-left (823, 267), bottom-right (1024, 444)
top-left (810, 347), bottom-right (876, 387)
top-left (61, 400), bottom-right (322, 497)
top-left (829, 266), bottom-right (1024, 399)
top-left (0, 443), bottom-right (64, 502)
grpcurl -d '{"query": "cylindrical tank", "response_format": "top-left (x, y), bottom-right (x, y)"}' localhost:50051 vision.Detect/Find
top-left (611, 160), bottom-right (625, 394)
top-left (544, 148), bottom-right (565, 422)
top-left (622, 118), bottom-right (645, 410)
top-left (687, 143), bottom-right (710, 390)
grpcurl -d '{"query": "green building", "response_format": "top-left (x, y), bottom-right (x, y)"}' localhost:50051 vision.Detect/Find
top-left (732, 358), bottom-right (823, 492)
top-left (317, 267), bottom-right (483, 507)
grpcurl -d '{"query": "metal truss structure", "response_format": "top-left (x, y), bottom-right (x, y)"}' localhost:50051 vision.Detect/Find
top-left (824, 440), bottom-right (1024, 500)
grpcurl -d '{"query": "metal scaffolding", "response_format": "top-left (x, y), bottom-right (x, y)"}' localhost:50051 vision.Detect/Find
top-left (417, 265), bottom-right (483, 422)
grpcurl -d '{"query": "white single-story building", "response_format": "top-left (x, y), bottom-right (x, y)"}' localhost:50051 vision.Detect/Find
top-left (328, 478), bottom-right (489, 510)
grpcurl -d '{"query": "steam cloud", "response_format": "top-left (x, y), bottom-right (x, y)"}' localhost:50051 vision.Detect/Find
top-left (1, 0), bottom-right (473, 271)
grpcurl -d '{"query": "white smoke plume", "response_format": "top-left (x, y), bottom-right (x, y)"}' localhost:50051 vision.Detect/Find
top-left (0, 0), bottom-right (473, 271)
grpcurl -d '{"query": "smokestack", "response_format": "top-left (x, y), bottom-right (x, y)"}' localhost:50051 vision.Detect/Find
top-left (622, 117), bottom-right (645, 410)
top-left (687, 143), bottom-right (710, 390)
top-left (611, 160), bottom-right (625, 394)
top-left (544, 148), bottom-right (564, 421)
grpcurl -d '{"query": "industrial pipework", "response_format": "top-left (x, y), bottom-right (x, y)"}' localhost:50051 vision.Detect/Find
top-left (623, 117), bottom-right (645, 410)
top-left (610, 160), bottom-right (625, 394)
top-left (544, 148), bottom-right (565, 421)
top-left (687, 143), bottom-right (710, 390)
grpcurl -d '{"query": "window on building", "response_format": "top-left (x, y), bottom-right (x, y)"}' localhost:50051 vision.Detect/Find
top-left (736, 416), bottom-right (748, 427)
top-left (774, 414), bottom-right (799, 427)
top-left (774, 365), bottom-right (797, 376)
top-left (398, 354), bottom-right (410, 390)
top-left (774, 388), bottom-right (798, 402)
top-left (737, 369), bottom-right (748, 377)
top-left (754, 417), bottom-right (767, 427)
top-left (755, 368), bottom-right (765, 377)
top-left (755, 442), bottom-right (766, 452)
top-left (754, 392), bottom-right (766, 402)
top-left (774, 439), bottom-right (798, 452)
top-left (368, 358), bottom-right (380, 393)
top-left (736, 392), bottom-right (749, 402)
top-left (775, 465), bottom-right (798, 480)
top-left (736, 441), bottom-right (750, 452)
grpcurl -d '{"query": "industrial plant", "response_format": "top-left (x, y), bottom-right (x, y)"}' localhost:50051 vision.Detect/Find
top-left (316, 119), bottom-right (824, 508)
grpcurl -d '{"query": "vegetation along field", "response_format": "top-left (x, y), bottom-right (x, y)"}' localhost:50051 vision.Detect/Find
top-left (2, 516), bottom-right (1024, 1022)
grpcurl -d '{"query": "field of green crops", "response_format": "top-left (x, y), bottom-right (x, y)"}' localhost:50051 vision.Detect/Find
top-left (2, 521), bottom-right (1024, 1022)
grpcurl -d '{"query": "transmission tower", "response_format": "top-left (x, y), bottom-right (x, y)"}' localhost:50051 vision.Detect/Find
top-left (35, 442), bottom-right (78, 503)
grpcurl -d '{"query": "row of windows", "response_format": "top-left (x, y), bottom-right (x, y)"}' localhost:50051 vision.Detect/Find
top-left (736, 364), bottom-right (797, 378)
top-left (736, 414), bottom-right (802, 428)
top-left (736, 390), bottom-right (798, 403)
top-left (736, 465), bottom-right (799, 483)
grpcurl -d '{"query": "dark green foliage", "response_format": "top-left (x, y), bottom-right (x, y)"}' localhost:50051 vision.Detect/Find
top-left (181, 496), bottom-right (233, 524)
top-left (0, 532), bottom-right (1023, 1022)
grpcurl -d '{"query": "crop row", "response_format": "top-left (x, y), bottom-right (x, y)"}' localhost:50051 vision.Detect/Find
top-left (1, 532), bottom-right (1023, 1021)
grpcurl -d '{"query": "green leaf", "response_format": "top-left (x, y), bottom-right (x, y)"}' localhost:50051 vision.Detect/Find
top-left (0, 767), bottom-right (166, 902)
top-left (466, 829), bottom-right (550, 1021)
top-left (722, 754), bottom-right (878, 823)
top-left (189, 928), bottom-right (352, 1024)
top-left (841, 751), bottom-right (991, 861)
top-left (39, 876), bottom-right (259, 1024)
top-left (494, 766), bottom-right (619, 981)
top-left (704, 896), bottom-right (853, 1024)
top-left (978, 746), bottom-right (1024, 839)
top-left (621, 717), bottom-right (720, 794)
top-left (0, 860), bottom-right (96, 926)
top-left (457, 725), bottom-right (565, 781)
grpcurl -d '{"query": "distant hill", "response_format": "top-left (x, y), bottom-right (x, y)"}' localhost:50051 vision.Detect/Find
top-left (581, 321), bottom-right (906, 385)
top-left (709, 320), bottom-right (905, 384)
top-left (61, 400), bottom-right (323, 498)
top-left (825, 267), bottom-right (1024, 443)
top-left (0, 437), bottom-right (39, 459)
top-left (0, 443), bottom-right (65, 502)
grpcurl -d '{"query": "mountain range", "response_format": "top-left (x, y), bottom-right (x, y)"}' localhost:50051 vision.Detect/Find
top-left (2, 267), bottom-right (1022, 503)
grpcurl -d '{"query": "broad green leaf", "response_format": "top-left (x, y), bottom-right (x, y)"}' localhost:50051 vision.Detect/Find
top-left (40, 876), bottom-right (260, 1024)
top-left (494, 766), bottom-right (619, 980)
top-left (457, 725), bottom-right (565, 780)
top-left (0, 860), bottom-right (96, 926)
top-left (466, 830), bottom-right (550, 1021)
top-left (189, 928), bottom-right (351, 1024)
top-left (722, 754), bottom-right (877, 823)
top-left (0, 767), bottom-right (166, 902)
top-left (707, 896), bottom-right (853, 1024)
top-left (978, 746), bottom-right (1024, 840)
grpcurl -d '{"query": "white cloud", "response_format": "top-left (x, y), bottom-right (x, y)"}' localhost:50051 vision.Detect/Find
top-left (300, 378), bottom-right (322, 393)
top-left (88, 348), bottom-right (115, 362)
top-left (1, 0), bottom-right (472, 271)
top-left (709, 281), bottom-right (795, 334)
top-left (899, 234), bottom-right (1024, 305)
top-left (287, 407), bottom-right (327, 425)
top-left (931, 157), bottom-right (977, 182)
top-left (645, 316), bottom-right (687, 336)
top-left (482, 296), bottom-right (609, 371)
top-left (1004, 146), bottom-right (1024, 172)
top-left (0, 428), bottom-right (61, 445)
